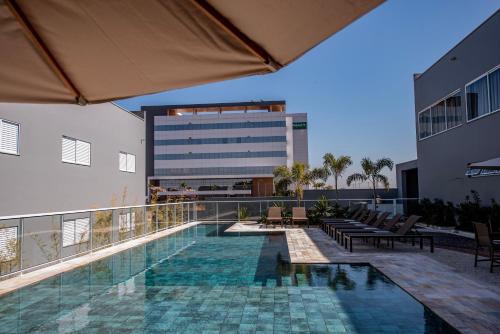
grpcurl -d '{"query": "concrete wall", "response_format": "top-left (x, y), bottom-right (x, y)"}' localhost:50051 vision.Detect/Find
top-left (414, 10), bottom-right (500, 204)
top-left (0, 103), bottom-right (145, 216)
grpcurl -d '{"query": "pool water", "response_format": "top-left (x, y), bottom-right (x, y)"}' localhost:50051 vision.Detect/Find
top-left (0, 224), bottom-right (459, 333)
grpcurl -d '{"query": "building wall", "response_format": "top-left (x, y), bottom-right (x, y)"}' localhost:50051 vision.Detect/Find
top-left (144, 104), bottom-right (308, 197)
top-left (0, 103), bottom-right (145, 216)
top-left (413, 10), bottom-right (500, 203)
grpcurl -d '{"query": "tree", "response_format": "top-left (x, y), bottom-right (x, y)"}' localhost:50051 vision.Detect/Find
top-left (346, 157), bottom-right (394, 205)
top-left (273, 165), bottom-right (293, 196)
top-left (323, 153), bottom-right (352, 200)
top-left (273, 162), bottom-right (318, 203)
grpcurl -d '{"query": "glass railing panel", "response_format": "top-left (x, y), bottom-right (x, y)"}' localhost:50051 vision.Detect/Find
top-left (21, 215), bottom-right (62, 271)
top-left (91, 210), bottom-right (113, 250)
top-left (217, 201), bottom-right (238, 221)
top-left (145, 206), bottom-right (157, 233)
top-left (61, 212), bottom-right (91, 259)
top-left (0, 218), bottom-right (21, 276)
top-left (157, 204), bottom-right (168, 230)
top-left (237, 201), bottom-right (261, 222)
top-left (175, 203), bottom-right (183, 225)
top-left (166, 204), bottom-right (175, 228)
top-left (195, 202), bottom-right (217, 221)
top-left (132, 207), bottom-right (145, 238)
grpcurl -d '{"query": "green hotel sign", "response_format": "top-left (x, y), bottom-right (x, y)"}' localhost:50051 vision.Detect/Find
top-left (293, 122), bottom-right (307, 130)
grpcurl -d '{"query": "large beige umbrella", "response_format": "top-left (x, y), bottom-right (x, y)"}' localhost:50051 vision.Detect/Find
top-left (0, 0), bottom-right (383, 104)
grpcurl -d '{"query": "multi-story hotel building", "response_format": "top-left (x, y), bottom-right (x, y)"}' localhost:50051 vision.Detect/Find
top-left (142, 101), bottom-right (308, 198)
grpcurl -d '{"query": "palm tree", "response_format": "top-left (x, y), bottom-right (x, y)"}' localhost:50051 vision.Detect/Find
top-left (346, 157), bottom-right (394, 206)
top-left (323, 153), bottom-right (352, 200)
top-left (273, 165), bottom-right (292, 196)
top-left (290, 162), bottom-right (312, 203)
top-left (273, 162), bottom-right (317, 203)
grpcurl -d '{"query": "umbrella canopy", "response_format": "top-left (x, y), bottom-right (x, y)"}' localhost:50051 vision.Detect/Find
top-left (468, 157), bottom-right (500, 171)
top-left (0, 0), bottom-right (383, 105)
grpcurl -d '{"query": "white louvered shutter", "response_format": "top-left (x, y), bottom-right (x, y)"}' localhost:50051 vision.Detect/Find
top-left (119, 152), bottom-right (127, 171)
top-left (62, 137), bottom-right (76, 163)
top-left (75, 218), bottom-right (90, 243)
top-left (0, 227), bottom-right (18, 261)
top-left (0, 121), bottom-right (19, 154)
top-left (63, 220), bottom-right (75, 247)
top-left (75, 140), bottom-right (90, 165)
top-left (127, 154), bottom-right (135, 173)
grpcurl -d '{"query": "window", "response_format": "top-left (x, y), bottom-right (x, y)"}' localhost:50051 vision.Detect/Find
top-left (62, 137), bottom-right (91, 166)
top-left (62, 218), bottom-right (90, 247)
top-left (489, 67), bottom-right (500, 113)
top-left (431, 101), bottom-right (446, 134)
top-left (418, 90), bottom-right (463, 140)
top-left (418, 109), bottom-right (432, 139)
top-left (0, 227), bottom-right (18, 262)
top-left (118, 212), bottom-right (136, 233)
top-left (119, 152), bottom-right (136, 173)
top-left (466, 75), bottom-right (489, 121)
top-left (445, 92), bottom-right (462, 129)
top-left (0, 119), bottom-right (19, 155)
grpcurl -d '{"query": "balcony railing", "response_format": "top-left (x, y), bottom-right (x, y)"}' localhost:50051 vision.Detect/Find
top-left (0, 198), bottom-right (418, 279)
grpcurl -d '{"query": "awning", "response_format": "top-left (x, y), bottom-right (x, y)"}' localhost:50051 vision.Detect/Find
top-left (0, 0), bottom-right (383, 105)
top-left (468, 157), bottom-right (500, 171)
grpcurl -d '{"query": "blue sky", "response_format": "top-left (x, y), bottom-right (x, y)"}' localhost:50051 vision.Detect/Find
top-left (118, 0), bottom-right (499, 188)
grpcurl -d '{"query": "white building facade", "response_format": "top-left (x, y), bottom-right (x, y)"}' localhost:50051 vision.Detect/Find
top-left (143, 101), bottom-right (308, 197)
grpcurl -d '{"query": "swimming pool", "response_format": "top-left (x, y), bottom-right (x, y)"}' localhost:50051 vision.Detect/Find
top-left (0, 224), bottom-right (458, 333)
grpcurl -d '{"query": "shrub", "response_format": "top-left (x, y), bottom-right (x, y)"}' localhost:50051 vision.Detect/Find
top-left (456, 190), bottom-right (490, 232)
top-left (416, 198), bottom-right (456, 227)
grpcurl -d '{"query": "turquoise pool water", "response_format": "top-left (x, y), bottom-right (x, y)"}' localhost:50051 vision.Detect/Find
top-left (0, 224), bottom-right (458, 333)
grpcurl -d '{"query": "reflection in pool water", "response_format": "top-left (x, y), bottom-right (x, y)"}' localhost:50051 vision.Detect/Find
top-left (0, 224), bottom-right (458, 333)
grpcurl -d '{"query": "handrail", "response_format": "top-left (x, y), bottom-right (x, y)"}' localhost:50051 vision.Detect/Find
top-left (0, 198), bottom-right (421, 221)
top-left (0, 202), bottom-right (196, 221)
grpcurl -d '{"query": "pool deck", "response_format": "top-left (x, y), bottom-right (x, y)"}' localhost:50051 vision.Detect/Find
top-left (227, 223), bottom-right (500, 334)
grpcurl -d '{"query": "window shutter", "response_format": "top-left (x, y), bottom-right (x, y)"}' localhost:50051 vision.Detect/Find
top-left (75, 218), bottom-right (90, 243)
top-left (75, 140), bottom-right (90, 165)
top-left (127, 154), bottom-right (136, 173)
top-left (119, 152), bottom-right (127, 171)
top-left (63, 220), bottom-right (75, 247)
top-left (1, 121), bottom-right (19, 154)
top-left (62, 137), bottom-right (76, 163)
top-left (0, 227), bottom-right (18, 261)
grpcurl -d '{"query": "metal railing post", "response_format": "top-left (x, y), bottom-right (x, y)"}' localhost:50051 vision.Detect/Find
top-left (259, 201), bottom-right (262, 217)
top-left (237, 202), bottom-right (240, 222)
top-left (155, 205), bottom-right (159, 232)
top-left (89, 211), bottom-right (93, 251)
top-left (59, 214), bottom-right (64, 262)
top-left (19, 218), bottom-right (24, 272)
top-left (393, 199), bottom-right (397, 216)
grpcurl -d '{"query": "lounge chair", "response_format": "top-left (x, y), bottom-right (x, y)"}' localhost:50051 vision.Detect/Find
top-left (325, 210), bottom-right (378, 238)
top-left (266, 207), bottom-right (283, 228)
top-left (343, 215), bottom-right (433, 253)
top-left (473, 222), bottom-right (500, 273)
top-left (334, 211), bottom-right (390, 244)
top-left (292, 207), bottom-right (309, 228)
top-left (320, 207), bottom-right (363, 231)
